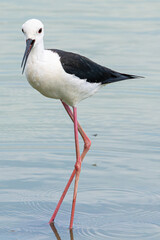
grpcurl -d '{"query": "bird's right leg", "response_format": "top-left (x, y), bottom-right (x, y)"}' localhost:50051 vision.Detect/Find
top-left (61, 101), bottom-right (91, 160)
top-left (49, 101), bottom-right (91, 224)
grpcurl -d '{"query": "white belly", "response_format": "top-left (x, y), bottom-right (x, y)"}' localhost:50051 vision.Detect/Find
top-left (25, 50), bottom-right (101, 106)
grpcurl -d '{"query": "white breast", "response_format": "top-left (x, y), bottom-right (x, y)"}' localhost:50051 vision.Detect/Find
top-left (25, 50), bottom-right (101, 106)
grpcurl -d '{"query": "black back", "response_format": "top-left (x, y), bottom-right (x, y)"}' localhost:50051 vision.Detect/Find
top-left (50, 49), bottom-right (139, 84)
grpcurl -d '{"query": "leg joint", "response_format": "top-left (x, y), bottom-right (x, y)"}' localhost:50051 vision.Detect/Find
top-left (84, 138), bottom-right (91, 150)
top-left (75, 159), bottom-right (81, 173)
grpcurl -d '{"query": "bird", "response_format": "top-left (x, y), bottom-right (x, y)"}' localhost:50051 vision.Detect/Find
top-left (21, 19), bottom-right (140, 229)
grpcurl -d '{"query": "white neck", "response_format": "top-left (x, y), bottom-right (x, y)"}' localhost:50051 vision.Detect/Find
top-left (30, 39), bottom-right (45, 61)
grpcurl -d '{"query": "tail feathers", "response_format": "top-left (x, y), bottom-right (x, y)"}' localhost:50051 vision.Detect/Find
top-left (102, 71), bottom-right (143, 85)
top-left (121, 73), bottom-right (143, 79)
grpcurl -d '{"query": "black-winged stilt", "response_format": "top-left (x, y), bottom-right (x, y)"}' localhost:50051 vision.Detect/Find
top-left (21, 19), bottom-right (140, 229)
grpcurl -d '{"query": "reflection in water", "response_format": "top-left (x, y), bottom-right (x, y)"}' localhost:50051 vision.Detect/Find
top-left (50, 223), bottom-right (74, 240)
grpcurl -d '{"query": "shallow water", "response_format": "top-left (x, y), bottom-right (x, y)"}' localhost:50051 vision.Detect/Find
top-left (0, 0), bottom-right (160, 239)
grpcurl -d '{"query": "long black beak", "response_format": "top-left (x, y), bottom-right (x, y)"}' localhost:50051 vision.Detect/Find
top-left (21, 39), bottom-right (35, 74)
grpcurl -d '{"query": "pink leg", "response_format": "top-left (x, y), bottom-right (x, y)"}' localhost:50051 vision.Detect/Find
top-left (69, 107), bottom-right (81, 229)
top-left (62, 101), bottom-right (91, 161)
top-left (49, 102), bottom-right (91, 225)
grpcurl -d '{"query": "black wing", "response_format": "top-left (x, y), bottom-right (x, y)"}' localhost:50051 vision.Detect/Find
top-left (50, 49), bottom-right (139, 84)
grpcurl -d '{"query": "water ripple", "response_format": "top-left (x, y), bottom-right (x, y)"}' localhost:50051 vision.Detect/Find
top-left (51, 187), bottom-right (160, 239)
top-left (1, 187), bottom-right (160, 239)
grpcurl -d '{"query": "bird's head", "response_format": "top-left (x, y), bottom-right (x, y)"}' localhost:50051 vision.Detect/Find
top-left (21, 19), bottom-right (44, 74)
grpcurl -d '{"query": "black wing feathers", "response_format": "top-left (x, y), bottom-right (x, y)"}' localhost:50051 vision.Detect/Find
top-left (50, 49), bottom-right (139, 84)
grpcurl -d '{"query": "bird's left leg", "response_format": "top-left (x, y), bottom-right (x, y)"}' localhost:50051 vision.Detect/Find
top-left (69, 106), bottom-right (81, 229)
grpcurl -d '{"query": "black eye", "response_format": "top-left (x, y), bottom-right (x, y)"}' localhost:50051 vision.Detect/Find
top-left (22, 28), bottom-right (24, 33)
top-left (38, 28), bottom-right (42, 34)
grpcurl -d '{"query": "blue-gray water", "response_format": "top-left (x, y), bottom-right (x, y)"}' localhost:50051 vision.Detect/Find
top-left (0, 0), bottom-right (160, 239)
